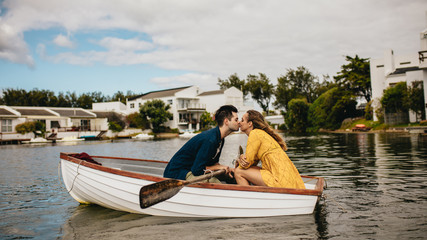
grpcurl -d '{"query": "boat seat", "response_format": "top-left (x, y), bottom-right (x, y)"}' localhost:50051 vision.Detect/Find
top-left (120, 165), bottom-right (164, 177)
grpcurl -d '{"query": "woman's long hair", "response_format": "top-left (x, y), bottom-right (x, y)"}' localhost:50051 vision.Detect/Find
top-left (246, 110), bottom-right (287, 151)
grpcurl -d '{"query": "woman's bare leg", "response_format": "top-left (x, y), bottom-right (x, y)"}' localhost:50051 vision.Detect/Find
top-left (234, 166), bottom-right (267, 186)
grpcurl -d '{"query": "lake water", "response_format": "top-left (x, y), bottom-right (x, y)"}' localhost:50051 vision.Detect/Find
top-left (1, 133), bottom-right (426, 239)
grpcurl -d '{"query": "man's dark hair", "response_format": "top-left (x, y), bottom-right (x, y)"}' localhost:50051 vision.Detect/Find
top-left (214, 105), bottom-right (238, 127)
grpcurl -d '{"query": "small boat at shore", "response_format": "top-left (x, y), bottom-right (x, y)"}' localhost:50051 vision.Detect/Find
top-left (178, 132), bottom-right (199, 139)
top-left (60, 152), bottom-right (325, 218)
top-left (132, 133), bottom-right (154, 140)
top-left (22, 137), bottom-right (52, 144)
top-left (57, 136), bottom-right (85, 142)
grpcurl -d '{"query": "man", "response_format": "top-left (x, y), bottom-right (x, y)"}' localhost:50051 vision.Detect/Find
top-left (163, 105), bottom-right (239, 182)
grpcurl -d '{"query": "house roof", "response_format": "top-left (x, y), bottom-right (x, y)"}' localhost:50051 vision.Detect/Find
top-left (0, 107), bottom-right (19, 117)
top-left (13, 108), bottom-right (57, 116)
top-left (51, 108), bottom-right (95, 118)
top-left (390, 66), bottom-right (420, 75)
top-left (128, 86), bottom-right (192, 101)
top-left (198, 89), bottom-right (225, 96)
top-left (91, 111), bottom-right (123, 118)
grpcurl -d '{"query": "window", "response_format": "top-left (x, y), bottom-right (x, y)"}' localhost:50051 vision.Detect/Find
top-left (130, 103), bottom-right (135, 108)
top-left (51, 121), bottom-right (61, 128)
top-left (1, 119), bottom-right (13, 132)
top-left (81, 120), bottom-right (90, 131)
top-left (168, 99), bottom-right (173, 105)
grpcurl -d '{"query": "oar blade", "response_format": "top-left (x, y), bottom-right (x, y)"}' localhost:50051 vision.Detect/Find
top-left (139, 179), bottom-right (185, 209)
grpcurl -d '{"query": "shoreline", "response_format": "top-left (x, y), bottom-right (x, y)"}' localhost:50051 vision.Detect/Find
top-left (323, 126), bottom-right (427, 134)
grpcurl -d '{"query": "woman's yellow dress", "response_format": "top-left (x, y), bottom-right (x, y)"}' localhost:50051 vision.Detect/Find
top-left (242, 129), bottom-right (305, 189)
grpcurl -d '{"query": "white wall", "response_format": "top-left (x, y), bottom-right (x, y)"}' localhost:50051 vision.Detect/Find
top-left (370, 49), bottom-right (427, 122)
top-left (93, 101), bottom-right (127, 113)
top-left (199, 94), bottom-right (226, 113)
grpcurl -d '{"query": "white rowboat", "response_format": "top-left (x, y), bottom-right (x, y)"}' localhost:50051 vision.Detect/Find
top-left (60, 152), bottom-right (325, 218)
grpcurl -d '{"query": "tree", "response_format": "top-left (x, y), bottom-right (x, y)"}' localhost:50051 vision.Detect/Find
top-left (217, 73), bottom-right (248, 99)
top-left (364, 100), bottom-right (374, 120)
top-left (246, 73), bottom-right (274, 112)
top-left (0, 88), bottom-right (141, 108)
top-left (90, 91), bottom-right (107, 103)
top-left (65, 91), bottom-right (79, 107)
top-left (76, 93), bottom-right (94, 109)
top-left (111, 90), bottom-right (140, 104)
top-left (140, 99), bottom-right (173, 133)
top-left (200, 111), bottom-right (215, 130)
top-left (407, 81), bottom-right (426, 121)
top-left (274, 67), bottom-right (333, 111)
top-left (380, 82), bottom-right (409, 114)
top-left (56, 92), bottom-right (72, 107)
top-left (308, 87), bottom-right (357, 131)
top-left (27, 89), bottom-right (56, 106)
top-left (0, 88), bottom-right (29, 106)
top-left (334, 55), bottom-right (371, 102)
top-left (285, 98), bottom-right (310, 132)
top-left (126, 112), bottom-right (149, 129)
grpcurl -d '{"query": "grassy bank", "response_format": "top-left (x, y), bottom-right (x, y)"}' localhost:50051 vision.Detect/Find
top-left (339, 118), bottom-right (427, 132)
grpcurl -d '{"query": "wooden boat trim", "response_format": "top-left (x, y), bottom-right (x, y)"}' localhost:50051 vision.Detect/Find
top-left (60, 152), bottom-right (325, 196)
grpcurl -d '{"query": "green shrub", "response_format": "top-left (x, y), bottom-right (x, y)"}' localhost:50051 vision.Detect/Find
top-left (307, 87), bottom-right (357, 131)
top-left (285, 98), bottom-right (310, 132)
top-left (15, 121), bottom-right (46, 136)
top-left (108, 121), bottom-right (123, 132)
top-left (365, 100), bottom-right (373, 120)
top-left (380, 82), bottom-right (409, 113)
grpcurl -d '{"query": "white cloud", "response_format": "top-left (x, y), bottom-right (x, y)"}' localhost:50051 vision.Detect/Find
top-left (0, 22), bottom-right (34, 67)
top-left (53, 34), bottom-right (74, 48)
top-left (97, 37), bottom-right (154, 52)
top-left (150, 73), bottom-right (218, 90)
top-left (1, 0), bottom-right (426, 86)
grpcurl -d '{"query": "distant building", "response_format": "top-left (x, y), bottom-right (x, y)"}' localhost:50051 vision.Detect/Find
top-left (126, 86), bottom-right (251, 132)
top-left (370, 24), bottom-right (427, 122)
top-left (265, 115), bottom-right (285, 129)
top-left (1, 86), bottom-right (252, 142)
top-left (0, 105), bottom-right (108, 142)
top-left (92, 101), bottom-right (127, 115)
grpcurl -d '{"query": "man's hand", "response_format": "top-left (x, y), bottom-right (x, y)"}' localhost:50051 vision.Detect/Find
top-left (207, 164), bottom-right (232, 177)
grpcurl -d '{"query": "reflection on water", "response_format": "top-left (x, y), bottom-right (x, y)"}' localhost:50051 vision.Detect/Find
top-left (1, 133), bottom-right (426, 239)
top-left (62, 204), bottom-right (324, 240)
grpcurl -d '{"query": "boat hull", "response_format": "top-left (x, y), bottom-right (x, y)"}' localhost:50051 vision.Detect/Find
top-left (60, 153), bottom-right (324, 218)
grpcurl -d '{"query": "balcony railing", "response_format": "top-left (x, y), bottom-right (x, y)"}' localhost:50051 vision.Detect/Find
top-left (177, 103), bottom-right (206, 112)
top-left (419, 50), bottom-right (427, 63)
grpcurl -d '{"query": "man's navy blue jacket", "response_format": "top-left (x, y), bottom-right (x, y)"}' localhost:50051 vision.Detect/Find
top-left (163, 126), bottom-right (224, 180)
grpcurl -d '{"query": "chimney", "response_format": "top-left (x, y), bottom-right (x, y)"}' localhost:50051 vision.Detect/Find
top-left (420, 11), bottom-right (427, 51)
top-left (384, 49), bottom-right (395, 76)
top-left (419, 11), bottom-right (427, 69)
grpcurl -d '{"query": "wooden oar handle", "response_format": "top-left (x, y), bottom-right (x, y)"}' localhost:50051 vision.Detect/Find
top-left (185, 169), bottom-right (226, 184)
top-left (139, 168), bottom-right (227, 209)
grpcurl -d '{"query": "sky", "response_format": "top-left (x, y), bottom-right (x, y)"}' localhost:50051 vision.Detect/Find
top-left (1, 0), bottom-right (427, 97)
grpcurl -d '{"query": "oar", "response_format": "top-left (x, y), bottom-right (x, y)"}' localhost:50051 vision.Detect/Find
top-left (139, 169), bottom-right (226, 209)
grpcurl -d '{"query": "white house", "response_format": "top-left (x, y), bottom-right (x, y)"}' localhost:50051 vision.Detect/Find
top-left (0, 106), bottom-right (32, 141)
top-left (0, 105), bottom-right (109, 142)
top-left (127, 86), bottom-right (203, 131)
top-left (126, 86), bottom-right (250, 132)
top-left (370, 26), bottom-right (427, 123)
top-left (198, 87), bottom-right (249, 114)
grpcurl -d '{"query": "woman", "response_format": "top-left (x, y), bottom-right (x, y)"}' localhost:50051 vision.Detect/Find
top-left (233, 110), bottom-right (305, 189)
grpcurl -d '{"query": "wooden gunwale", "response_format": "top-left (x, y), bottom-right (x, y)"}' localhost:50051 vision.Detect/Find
top-left (60, 152), bottom-right (325, 196)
